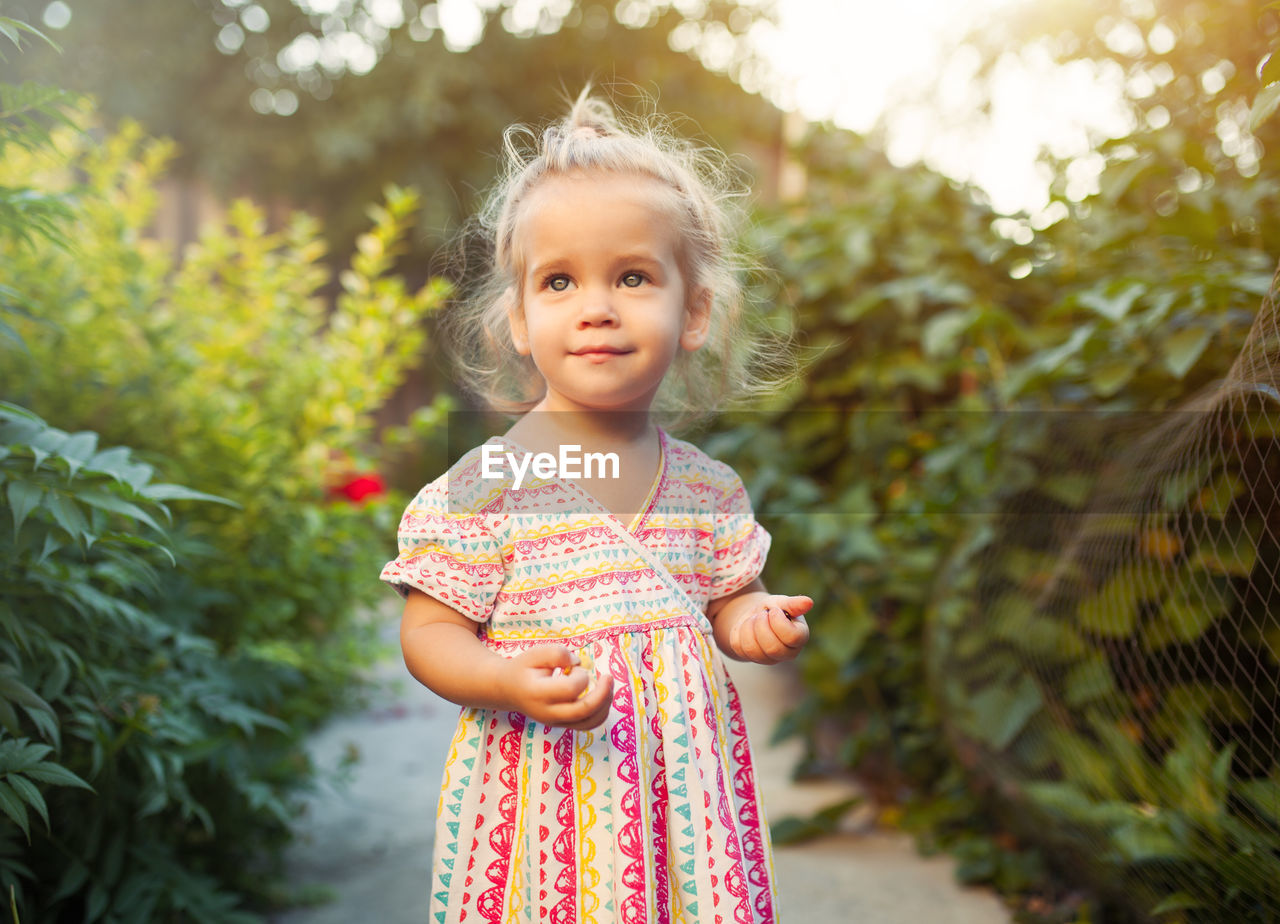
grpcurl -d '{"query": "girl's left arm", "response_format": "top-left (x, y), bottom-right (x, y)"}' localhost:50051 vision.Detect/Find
top-left (706, 578), bottom-right (811, 664)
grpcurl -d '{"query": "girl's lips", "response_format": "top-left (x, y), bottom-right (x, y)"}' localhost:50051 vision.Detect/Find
top-left (572, 348), bottom-right (632, 363)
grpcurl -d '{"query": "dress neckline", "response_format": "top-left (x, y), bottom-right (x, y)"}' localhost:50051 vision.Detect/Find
top-left (488, 427), bottom-right (667, 535)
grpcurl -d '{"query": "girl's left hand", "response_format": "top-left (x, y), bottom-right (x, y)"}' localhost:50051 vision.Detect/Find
top-left (727, 594), bottom-right (812, 664)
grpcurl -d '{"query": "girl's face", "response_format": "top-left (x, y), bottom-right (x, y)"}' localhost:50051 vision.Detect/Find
top-left (508, 171), bottom-right (710, 417)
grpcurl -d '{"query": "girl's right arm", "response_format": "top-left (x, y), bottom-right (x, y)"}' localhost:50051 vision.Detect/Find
top-left (399, 588), bottom-right (614, 730)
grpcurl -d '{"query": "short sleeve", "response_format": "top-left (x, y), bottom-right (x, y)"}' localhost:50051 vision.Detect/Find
top-left (379, 475), bottom-right (504, 623)
top-left (709, 465), bottom-right (771, 600)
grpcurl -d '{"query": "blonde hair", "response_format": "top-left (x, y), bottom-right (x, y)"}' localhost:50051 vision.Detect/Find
top-left (446, 87), bottom-right (786, 427)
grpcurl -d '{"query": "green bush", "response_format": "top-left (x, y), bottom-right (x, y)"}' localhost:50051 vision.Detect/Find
top-left (0, 113), bottom-right (449, 717)
top-left (0, 402), bottom-right (295, 920)
top-left (725, 115), bottom-right (1280, 919)
top-left (0, 69), bottom-right (447, 916)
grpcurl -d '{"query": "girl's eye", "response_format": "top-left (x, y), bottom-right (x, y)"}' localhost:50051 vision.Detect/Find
top-left (547, 275), bottom-right (571, 292)
top-left (621, 272), bottom-right (645, 288)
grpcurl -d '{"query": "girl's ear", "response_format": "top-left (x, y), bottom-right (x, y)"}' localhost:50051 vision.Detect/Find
top-left (504, 288), bottom-right (531, 355)
top-left (680, 286), bottom-right (712, 352)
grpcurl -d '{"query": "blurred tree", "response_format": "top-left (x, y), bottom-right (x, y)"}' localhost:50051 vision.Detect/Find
top-left (957, 0), bottom-right (1280, 240)
top-left (2, 0), bottom-right (784, 263)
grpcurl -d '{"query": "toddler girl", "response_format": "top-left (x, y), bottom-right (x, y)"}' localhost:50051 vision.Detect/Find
top-left (381, 91), bottom-right (812, 923)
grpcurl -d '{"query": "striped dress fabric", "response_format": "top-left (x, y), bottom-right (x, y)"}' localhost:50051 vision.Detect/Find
top-left (380, 429), bottom-right (780, 923)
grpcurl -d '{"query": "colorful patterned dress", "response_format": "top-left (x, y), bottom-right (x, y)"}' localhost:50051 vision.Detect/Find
top-left (380, 429), bottom-right (779, 923)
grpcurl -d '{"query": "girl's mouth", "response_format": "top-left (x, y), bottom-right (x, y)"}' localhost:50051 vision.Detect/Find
top-left (572, 347), bottom-right (631, 362)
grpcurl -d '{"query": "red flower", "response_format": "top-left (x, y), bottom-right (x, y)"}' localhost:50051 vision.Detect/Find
top-left (338, 473), bottom-right (386, 503)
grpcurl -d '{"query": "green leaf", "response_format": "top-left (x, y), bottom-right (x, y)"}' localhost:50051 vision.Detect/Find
top-left (83, 447), bottom-right (150, 485)
top-left (0, 16), bottom-right (60, 53)
top-left (26, 426), bottom-right (68, 469)
top-left (0, 701), bottom-right (17, 738)
top-left (1237, 779), bottom-right (1280, 824)
top-left (1161, 460), bottom-right (1213, 511)
top-left (0, 739), bottom-right (51, 769)
top-left (1002, 323), bottom-right (1096, 398)
top-left (966, 674), bottom-right (1042, 749)
top-left (1160, 595), bottom-right (1220, 644)
top-left (1039, 473), bottom-right (1093, 507)
top-left (57, 431), bottom-right (98, 478)
top-left (1063, 657), bottom-right (1116, 707)
top-left (0, 781), bottom-right (29, 839)
top-left (45, 492), bottom-right (89, 543)
top-left (1079, 281), bottom-right (1144, 322)
top-left (1113, 818), bottom-right (1184, 862)
top-left (1023, 780), bottom-right (1133, 824)
top-left (84, 882), bottom-right (109, 924)
top-left (1234, 273), bottom-right (1277, 297)
top-left (1090, 359), bottom-right (1136, 397)
top-left (6, 774), bottom-right (48, 831)
top-left (1190, 535), bottom-right (1257, 577)
top-left (1078, 565), bottom-right (1151, 637)
top-left (35, 531), bottom-right (62, 565)
top-left (0, 669), bottom-right (56, 725)
top-left (921, 309), bottom-right (973, 358)
top-left (0, 402), bottom-right (43, 433)
top-left (6, 480), bottom-right (41, 536)
top-left (138, 483), bottom-right (238, 506)
top-left (76, 490), bottom-right (164, 533)
top-left (1160, 327), bottom-right (1212, 379)
top-left (21, 762), bottom-right (92, 791)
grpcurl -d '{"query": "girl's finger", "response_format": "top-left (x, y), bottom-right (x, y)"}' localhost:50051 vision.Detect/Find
top-left (540, 664), bottom-right (591, 701)
top-left (780, 595), bottom-right (814, 618)
top-left (744, 613), bottom-right (777, 664)
top-left (521, 644), bottom-right (579, 673)
top-left (766, 615), bottom-right (795, 662)
top-left (780, 613), bottom-right (810, 649)
top-left (564, 672), bottom-right (614, 729)
top-left (764, 607), bottom-right (795, 646)
top-left (771, 606), bottom-right (809, 644)
top-left (747, 608), bottom-right (803, 662)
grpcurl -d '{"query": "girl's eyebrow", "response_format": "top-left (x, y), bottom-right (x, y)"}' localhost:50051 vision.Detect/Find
top-left (613, 252), bottom-right (663, 267)
top-left (527, 253), bottom-right (664, 278)
top-left (527, 259), bottom-right (570, 278)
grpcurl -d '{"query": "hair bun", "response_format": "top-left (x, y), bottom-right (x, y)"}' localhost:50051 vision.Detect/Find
top-left (570, 122), bottom-right (608, 139)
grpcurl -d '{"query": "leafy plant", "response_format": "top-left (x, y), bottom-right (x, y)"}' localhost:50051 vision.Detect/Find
top-left (0, 16), bottom-right (73, 353)
top-left (0, 112), bottom-right (449, 722)
top-left (0, 16), bottom-right (448, 915)
top-left (0, 401), bottom-right (306, 921)
top-left (727, 43), bottom-right (1280, 912)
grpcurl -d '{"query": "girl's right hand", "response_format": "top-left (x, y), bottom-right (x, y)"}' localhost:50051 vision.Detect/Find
top-left (501, 645), bottom-right (614, 730)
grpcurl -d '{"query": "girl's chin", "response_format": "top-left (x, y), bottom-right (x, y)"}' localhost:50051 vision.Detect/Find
top-left (541, 391), bottom-right (658, 415)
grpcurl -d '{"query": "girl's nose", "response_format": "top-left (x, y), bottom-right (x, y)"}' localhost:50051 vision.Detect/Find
top-left (577, 287), bottom-right (618, 326)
